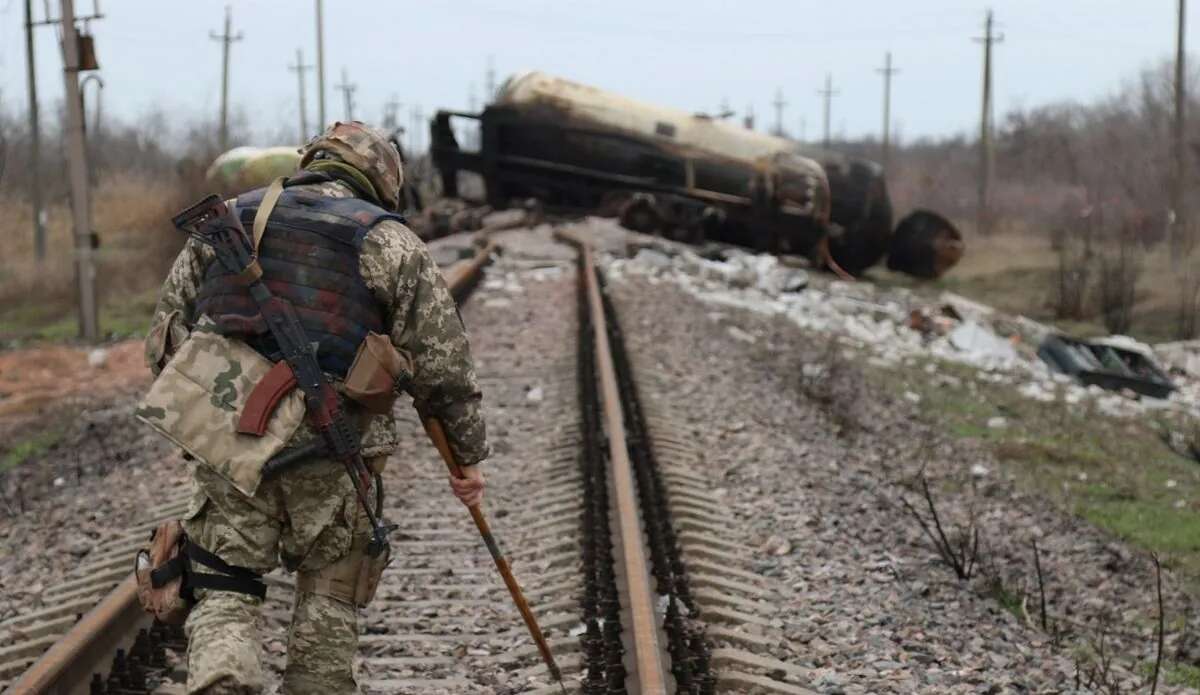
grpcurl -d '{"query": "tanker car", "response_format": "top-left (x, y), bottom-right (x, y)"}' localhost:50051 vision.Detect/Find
top-left (431, 71), bottom-right (961, 277)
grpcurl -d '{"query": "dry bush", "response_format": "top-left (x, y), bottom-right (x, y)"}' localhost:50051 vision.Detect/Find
top-left (0, 170), bottom-right (188, 315)
top-left (1095, 222), bottom-right (1144, 335)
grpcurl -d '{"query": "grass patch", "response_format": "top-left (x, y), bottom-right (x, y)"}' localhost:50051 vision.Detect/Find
top-left (868, 355), bottom-right (1200, 592)
top-left (1, 428), bottom-right (66, 473)
top-left (1165, 662), bottom-right (1200, 688)
top-left (0, 288), bottom-right (157, 343)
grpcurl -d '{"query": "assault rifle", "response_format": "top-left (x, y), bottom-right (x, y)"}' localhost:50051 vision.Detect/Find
top-left (171, 194), bottom-right (394, 558)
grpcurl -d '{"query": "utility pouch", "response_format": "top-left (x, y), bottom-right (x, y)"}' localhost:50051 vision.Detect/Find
top-left (354, 545), bottom-right (391, 607)
top-left (135, 318), bottom-right (306, 497)
top-left (135, 520), bottom-right (192, 625)
top-left (343, 332), bottom-right (412, 414)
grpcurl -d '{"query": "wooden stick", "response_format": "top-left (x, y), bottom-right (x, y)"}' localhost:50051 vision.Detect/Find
top-left (422, 417), bottom-right (566, 693)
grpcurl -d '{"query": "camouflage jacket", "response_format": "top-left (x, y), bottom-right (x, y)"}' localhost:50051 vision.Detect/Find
top-left (145, 178), bottom-right (489, 467)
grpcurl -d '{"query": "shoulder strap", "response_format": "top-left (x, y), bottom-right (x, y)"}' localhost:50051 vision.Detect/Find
top-left (252, 176), bottom-right (287, 253)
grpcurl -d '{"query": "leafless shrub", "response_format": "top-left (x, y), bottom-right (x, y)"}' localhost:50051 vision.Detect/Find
top-left (797, 339), bottom-right (866, 436)
top-left (1052, 206), bottom-right (1094, 320)
top-left (900, 472), bottom-right (980, 580)
top-left (1075, 616), bottom-right (1127, 694)
top-left (1149, 553), bottom-right (1165, 695)
top-left (1096, 221), bottom-right (1144, 335)
top-left (1173, 245), bottom-right (1200, 339)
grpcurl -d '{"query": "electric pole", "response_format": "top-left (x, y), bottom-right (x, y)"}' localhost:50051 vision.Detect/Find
top-left (383, 95), bottom-right (402, 130)
top-left (818, 73), bottom-right (839, 149)
top-left (289, 48), bottom-right (313, 143)
top-left (877, 52), bottom-right (900, 172)
top-left (974, 9), bottom-right (1003, 236)
top-left (335, 68), bottom-right (356, 121)
top-left (210, 5), bottom-right (243, 151)
top-left (24, 0), bottom-right (45, 261)
top-left (486, 55), bottom-right (496, 103)
top-left (315, 0), bottom-right (326, 128)
top-left (1173, 0), bottom-right (1188, 239)
top-left (772, 88), bottom-right (786, 137)
top-left (61, 0), bottom-right (98, 340)
top-left (409, 105), bottom-right (425, 155)
top-left (743, 103), bottom-right (755, 130)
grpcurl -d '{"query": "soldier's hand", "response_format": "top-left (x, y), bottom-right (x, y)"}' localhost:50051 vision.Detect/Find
top-left (450, 466), bottom-right (485, 508)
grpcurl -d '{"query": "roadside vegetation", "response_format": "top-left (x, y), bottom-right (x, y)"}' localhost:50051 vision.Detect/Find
top-left (872, 355), bottom-right (1200, 590)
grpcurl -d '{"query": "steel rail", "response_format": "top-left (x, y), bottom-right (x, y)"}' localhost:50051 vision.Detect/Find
top-left (577, 240), bottom-right (670, 694)
top-left (4, 241), bottom-right (499, 695)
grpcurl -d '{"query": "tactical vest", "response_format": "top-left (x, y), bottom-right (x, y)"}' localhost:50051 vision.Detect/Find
top-left (195, 182), bottom-right (402, 376)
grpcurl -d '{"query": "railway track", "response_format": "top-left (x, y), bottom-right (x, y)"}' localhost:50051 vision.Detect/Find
top-left (3, 231), bottom-right (809, 694)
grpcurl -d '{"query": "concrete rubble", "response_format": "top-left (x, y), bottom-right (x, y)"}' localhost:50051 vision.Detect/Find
top-left (596, 217), bottom-right (1200, 422)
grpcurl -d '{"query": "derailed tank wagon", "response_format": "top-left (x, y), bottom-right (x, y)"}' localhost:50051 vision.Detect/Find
top-left (431, 71), bottom-right (962, 277)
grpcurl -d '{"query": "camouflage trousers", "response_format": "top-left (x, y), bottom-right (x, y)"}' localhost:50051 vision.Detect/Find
top-left (181, 455), bottom-right (386, 695)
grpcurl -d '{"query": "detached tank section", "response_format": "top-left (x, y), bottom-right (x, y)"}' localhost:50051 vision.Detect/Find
top-left (430, 71), bottom-right (961, 277)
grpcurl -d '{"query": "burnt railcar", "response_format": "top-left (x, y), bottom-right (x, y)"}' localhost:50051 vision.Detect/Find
top-left (431, 71), bottom-right (958, 276)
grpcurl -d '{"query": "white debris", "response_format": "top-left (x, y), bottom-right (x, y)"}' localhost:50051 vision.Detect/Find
top-left (632, 247), bottom-right (672, 269)
top-left (904, 391), bottom-right (921, 404)
top-left (727, 326), bottom-right (757, 344)
top-left (87, 348), bottom-right (109, 369)
top-left (948, 322), bottom-right (1019, 365)
top-left (970, 463), bottom-right (990, 478)
top-left (1166, 479), bottom-right (1179, 489)
top-left (53, 477), bottom-right (65, 487)
top-left (987, 417), bottom-right (1008, 429)
top-left (526, 386), bottom-right (544, 403)
top-left (602, 229), bottom-right (1200, 421)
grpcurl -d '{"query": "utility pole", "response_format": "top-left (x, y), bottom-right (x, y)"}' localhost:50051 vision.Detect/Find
top-left (974, 9), bottom-right (1003, 236)
top-left (61, 0), bottom-right (98, 340)
top-left (817, 73), bottom-right (839, 149)
top-left (1173, 0), bottom-right (1188, 239)
top-left (210, 5), bottom-right (243, 151)
top-left (288, 48), bottom-right (313, 143)
top-left (409, 105), bottom-right (425, 154)
top-left (24, 0), bottom-right (45, 262)
top-left (743, 103), bottom-right (755, 130)
top-left (335, 68), bottom-right (356, 121)
top-left (383, 95), bottom-right (402, 130)
top-left (315, 0), bottom-right (326, 128)
top-left (877, 52), bottom-right (900, 172)
top-left (486, 55), bottom-right (497, 103)
top-left (772, 88), bottom-right (786, 136)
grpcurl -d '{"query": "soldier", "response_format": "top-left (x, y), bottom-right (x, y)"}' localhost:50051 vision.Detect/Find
top-left (143, 121), bottom-right (488, 694)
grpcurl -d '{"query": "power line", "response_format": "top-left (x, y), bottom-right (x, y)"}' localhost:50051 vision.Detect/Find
top-left (973, 9), bottom-right (1003, 235)
top-left (209, 4), bottom-right (243, 151)
top-left (817, 73), bottom-right (839, 149)
top-left (288, 48), bottom-right (313, 143)
top-left (877, 51), bottom-right (900, 172)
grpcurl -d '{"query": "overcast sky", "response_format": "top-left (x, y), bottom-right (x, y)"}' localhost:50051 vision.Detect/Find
top-left (0, 0), bottom-right (1191, 147)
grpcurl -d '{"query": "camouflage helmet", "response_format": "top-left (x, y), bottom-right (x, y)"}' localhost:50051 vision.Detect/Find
top-left (299, 121), bottom-right (404, 211)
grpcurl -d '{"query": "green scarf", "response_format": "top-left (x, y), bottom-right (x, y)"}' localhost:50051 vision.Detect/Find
top-left (305, 159), bottom-right (384, 208)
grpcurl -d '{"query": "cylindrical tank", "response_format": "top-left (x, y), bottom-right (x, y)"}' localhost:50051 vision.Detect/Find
top-left (205, 146), bottom-right (301, 195)
top-left (494, 72), bottom-right (897, 274)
